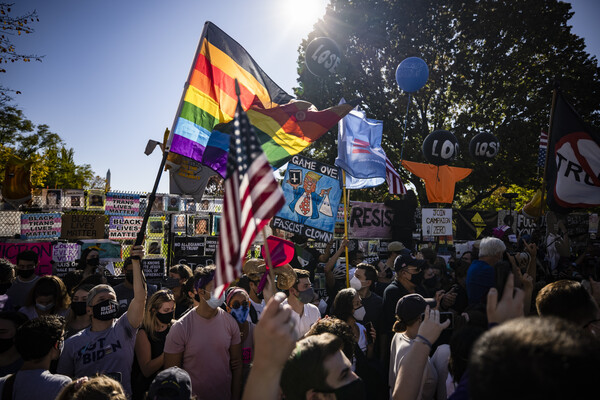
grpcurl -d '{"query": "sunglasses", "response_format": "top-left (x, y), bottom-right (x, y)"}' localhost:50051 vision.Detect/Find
top-left (230, 300), bottom-right (249, 310)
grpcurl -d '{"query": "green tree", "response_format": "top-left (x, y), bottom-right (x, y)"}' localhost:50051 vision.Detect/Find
top-left (0, 105), bottom-right (98, 189)
top-left (297, 0), bottom-right (600, 209)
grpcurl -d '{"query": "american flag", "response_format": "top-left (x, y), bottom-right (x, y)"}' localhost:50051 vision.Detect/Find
top-left (215, 99), bottom-right (285, 296)
top-left (386, 157), bottom-right (407, 195)
top-left (538, 131), bottom-right (548, 167)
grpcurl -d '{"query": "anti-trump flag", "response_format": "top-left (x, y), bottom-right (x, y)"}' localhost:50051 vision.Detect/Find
top-left (167, 21), bottom-right (354, 178)
top-left (545, 92), bottom-right (600, 212)
top-left (335, 104), bottom-right (386, 189)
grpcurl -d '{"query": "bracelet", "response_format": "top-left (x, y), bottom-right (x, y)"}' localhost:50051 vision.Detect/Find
top-left (415, 334), bottom-right (432, 349)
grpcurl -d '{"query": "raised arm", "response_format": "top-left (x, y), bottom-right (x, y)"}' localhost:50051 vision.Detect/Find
top-left (323, 238), bottom-right (348, 289)
top-left (127, 245), bottom-right (147, 328)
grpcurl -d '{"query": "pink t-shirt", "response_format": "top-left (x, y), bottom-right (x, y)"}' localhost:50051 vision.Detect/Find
top-left (164, 307), bottom-right (241, 400)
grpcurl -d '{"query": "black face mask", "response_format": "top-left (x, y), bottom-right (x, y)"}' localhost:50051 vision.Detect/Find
top-left (16, 268), bottom-right (35, 279)
top-left (156, 311), bottom-right (174, 324)
top-left (125, 272), bottom-right (134, 285)
top-left (423, 276), bottom-right (437, 288)
top-left (0, 337), bottom-right (14, 353)
top-left (409, 270), bottom-right (424, 286)
top-left (87, 258), bottom-right (100, 267)
top-left (322, 377), bottom-right (366, 400)
top-left (71, 301), bottom-right (88, 316)
top-left (92, 299), bottom-right (119, 321)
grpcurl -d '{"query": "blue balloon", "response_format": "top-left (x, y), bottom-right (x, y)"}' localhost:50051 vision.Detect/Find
top-left (395, 57), bottom-right (429, 93)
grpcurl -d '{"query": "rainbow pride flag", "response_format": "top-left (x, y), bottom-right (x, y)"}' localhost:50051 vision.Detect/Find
top-left (168, 21), bottom-right (354, 177)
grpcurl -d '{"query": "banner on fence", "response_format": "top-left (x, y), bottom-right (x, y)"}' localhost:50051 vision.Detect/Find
top-left (0, 241), bottom-right (52, 275)
top-left (105, 192), bottom-right (141, 216)
top-left (61, 214), bottom-right (105, 239)
top-left (109, 216), bottom-right (143, 240)
top-left (63, 189), bottom-right (85, 210)
top-left (21, 213), bottom-right (61, 239)
top-left (142, 258), bottom-right (166, 280)
top-left (42, 189), bottom-right (63, 211)
top-left (87, 189), bottom-right (105, 211)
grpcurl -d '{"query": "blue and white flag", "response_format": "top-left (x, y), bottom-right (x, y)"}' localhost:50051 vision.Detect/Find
top-left (335, 102), bottom-right (387, 189)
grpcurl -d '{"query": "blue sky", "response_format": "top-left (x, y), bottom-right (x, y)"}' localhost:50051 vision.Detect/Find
top-left (4, 0), bottom-right (599, 194)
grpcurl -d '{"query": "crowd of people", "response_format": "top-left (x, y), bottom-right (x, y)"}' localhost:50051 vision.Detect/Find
top-left (0, 219), bottom-right (599, 399)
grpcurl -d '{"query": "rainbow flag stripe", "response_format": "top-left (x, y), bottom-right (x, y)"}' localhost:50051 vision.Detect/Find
top-left (169, 21), bottom-right (354, 175)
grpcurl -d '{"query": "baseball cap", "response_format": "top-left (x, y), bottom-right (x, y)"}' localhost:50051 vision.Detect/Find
top-left (393, 255), bottom-right (426, 272)
top-left (395, 293), bottom-right (437, 323)
top-left (147, 367), bottom-right (192, 400)
top-left (86, 284), bottom-right (116, 306)
top-left (388, 241), bottom-right (405, 253)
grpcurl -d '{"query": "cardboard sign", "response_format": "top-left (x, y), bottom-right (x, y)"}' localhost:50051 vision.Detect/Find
top-left (109, 216), bottom-right (143, 240)
top-left (61, 214), bottom-right (105, 239)
top-left (21, 213), bottom-right (61, 239)
top-left (0, 241), bottom-right (52, 275)
top-left (421, 208), bottom-right (452, 237)
top-left (273, 155), bottom-right (342, 243)
top-left (348, 201), bottom-right (393, 238)
top-left (105, 192), bottom-right (141, 216)
top-left (142, 258), bottom-right (165, 281)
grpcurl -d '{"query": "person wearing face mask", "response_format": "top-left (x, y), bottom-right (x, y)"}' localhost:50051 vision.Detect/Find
top-left (114, 257), bottom-right (157, 317)
top-left (6, 250), bottom-right (40, 310)
top-left (18, 275), bottom-right (71, 320)
top-left (283, 269), bottom-right (321, 339)
top-left (163, 265), bottom-right (242, 400)
top-left (131, 289), bottom-right (176, 400)
top-left (280, 332), bottom-right (366, 400)
top-left (57, 245), bottom-right (147, 398)
top-left (0, 311), bottom-right (28, 376)
top-left (330, 288), bottom-right (375, 360)
top-left (77, 248), bottom-right (101, 280)
top-left (381, 255), bottom-right (427, 371)
top-left (241, 259), bottom-right (275, 323)
top-left (0, 315), bottom-right (72, 400)
top-left (225, 287), bottom-right (255, 389)
top-left (65, 284), bottom-right (94, 339)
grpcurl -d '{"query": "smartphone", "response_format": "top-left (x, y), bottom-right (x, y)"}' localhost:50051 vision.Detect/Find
top-left (439, 312), bottom-right (454, 329)
top-left (364, 322), bottom-right (374, 344)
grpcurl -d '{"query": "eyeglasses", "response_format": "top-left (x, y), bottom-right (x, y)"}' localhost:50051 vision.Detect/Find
top-left (230, 300), bottom-right (249, 309)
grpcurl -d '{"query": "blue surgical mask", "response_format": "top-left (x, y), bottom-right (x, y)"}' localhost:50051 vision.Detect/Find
top-left (36, 302), bottom-right (55, 312)
top-left (230, 305), bottom-right (250, 324)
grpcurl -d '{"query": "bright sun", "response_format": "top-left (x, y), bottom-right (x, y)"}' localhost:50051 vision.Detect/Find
top-left (281, 0), bottom-right (328, 30)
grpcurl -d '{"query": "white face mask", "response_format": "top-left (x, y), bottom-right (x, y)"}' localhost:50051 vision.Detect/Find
top-left (354, 306), bottom-right (366, 321)
top-left (350, 275), bottom-right (362, 291)
top-left (204, 290), bottom-right (225, 309)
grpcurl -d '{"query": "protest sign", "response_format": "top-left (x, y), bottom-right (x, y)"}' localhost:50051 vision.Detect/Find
top-left (0, 241), bottom-right (52, 275)
top-left (21, 213), bottom-right (61, 239)
top-left (87, 189), bottom-right (105, 210)
top-left (42, 189), bottom-right (62, 211)
top-left (273, 155), bottom-right (342, 243)
top-left (61, 214), bottom-right (105, 239)
top-left (204, 236), bottom-right (218, 256)
top-left (52, 242), bottom-right (80, 278)
top-left (421, 208), bottom-right (452, 237)
top-left (150, 194), bottom-right (165, 214)
top-left (79, 239), bottom-right (122, 262)
top-left (172, 236), bottom-right (212, 269)
top-left (348, 201), bottom-right (393, 238)
top-left (109, 216), bottom-right (143, 240)
top-left (454, 210), bottom-right (498, 240)
top-left (105, 192), bottom-right (141, 216)
top-left (142, 258), bottom-right (165, 281)
top-left (63, 189), bottom-right (85, 210)
top-left (147, 216), bottom-right (164, 236)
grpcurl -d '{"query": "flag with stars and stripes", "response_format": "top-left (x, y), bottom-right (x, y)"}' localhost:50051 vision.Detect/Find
top-left (215, 98), bottom-right (285, 296)
top-left (538, 131), bottom-right (548, 167)
top-left (386, 157), bottom-right (407, 195)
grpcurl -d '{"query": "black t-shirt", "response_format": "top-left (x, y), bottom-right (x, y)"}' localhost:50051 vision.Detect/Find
top-left (131, 327), bottom-right (170, 400)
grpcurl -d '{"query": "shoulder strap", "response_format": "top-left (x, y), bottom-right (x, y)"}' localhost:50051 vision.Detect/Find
top-left (3, 373), bottom-right (16, 400)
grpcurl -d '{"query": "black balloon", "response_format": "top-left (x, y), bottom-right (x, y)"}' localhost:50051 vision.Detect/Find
top-left (305, 37), bottom-right (341, 77)
top-left (422, 130), bottom-right (459, 165)
top-left (469, 132), bottom-right (500, 161)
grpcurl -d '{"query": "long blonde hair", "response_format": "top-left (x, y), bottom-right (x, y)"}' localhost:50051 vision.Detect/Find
top-left (142, 289), bottom-right (175, 341)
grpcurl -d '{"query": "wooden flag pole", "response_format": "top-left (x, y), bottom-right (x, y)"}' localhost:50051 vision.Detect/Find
top-left (343, 170), bottom-right (350, 288)
top-left (261, 227), bottom-right (276, 284)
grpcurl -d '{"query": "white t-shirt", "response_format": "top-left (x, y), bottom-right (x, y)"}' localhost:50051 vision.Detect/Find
top-left (283, 300), bottom-right (321, 338)
top-left (389, 332), bottom-right (438, 400)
